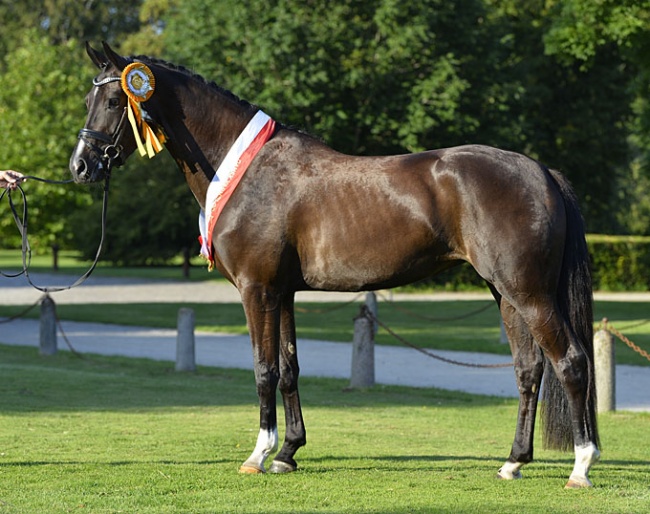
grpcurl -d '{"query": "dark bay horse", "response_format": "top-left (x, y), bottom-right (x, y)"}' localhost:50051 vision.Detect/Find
top-left (69, 42), bottom-right (599, 488)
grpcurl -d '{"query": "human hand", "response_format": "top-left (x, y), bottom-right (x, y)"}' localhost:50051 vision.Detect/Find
top-left (0, 170), bottom-right (25, 190)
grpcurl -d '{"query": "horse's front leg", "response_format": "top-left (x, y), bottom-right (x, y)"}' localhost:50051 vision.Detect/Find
top-left (269, 293), bottom-right (306, 473)
top-left (239, 285), bottom-right (281, 474)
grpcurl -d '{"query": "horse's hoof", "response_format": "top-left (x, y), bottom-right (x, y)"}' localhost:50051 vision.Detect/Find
top-left (239, 463), bottom-right (265, 474)
top-left (565, 477), bottom-right (593, 489)
top-left (268, 460), bottom-right (297, 474)
top-left (496, 467), bottom-right (522, 480)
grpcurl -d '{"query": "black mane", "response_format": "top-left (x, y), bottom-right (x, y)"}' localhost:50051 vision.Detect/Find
top-left (130, 54), bottom-right (323, 143)
top-left (131, 54), bottom-right (256, 111)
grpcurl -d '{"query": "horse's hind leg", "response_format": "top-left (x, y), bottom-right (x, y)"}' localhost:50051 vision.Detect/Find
top-left (496, 298), bottom-right (545, 480)
top-left (268, 293), bottom-right (307, 473)
top-left (517, 298), bottom-right (600, 488)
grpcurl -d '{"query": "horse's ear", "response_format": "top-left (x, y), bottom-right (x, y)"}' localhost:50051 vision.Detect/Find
top-left (101, 41), bottom-right (130, 71)
top-left (86, 42), bottom-right (108, 69)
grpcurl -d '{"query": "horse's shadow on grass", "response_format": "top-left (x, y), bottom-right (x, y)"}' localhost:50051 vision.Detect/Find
top-left (2, 454), bottom-right (649, 484)
top-left (301, 453), bottom-right (650, 475)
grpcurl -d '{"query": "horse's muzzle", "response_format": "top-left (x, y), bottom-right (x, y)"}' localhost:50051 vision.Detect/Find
top-left (69, 140), bottom-right (107, 184)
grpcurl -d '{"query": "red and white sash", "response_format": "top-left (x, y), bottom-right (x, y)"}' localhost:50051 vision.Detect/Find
top-left (199, 110), bottom-right (276, 269)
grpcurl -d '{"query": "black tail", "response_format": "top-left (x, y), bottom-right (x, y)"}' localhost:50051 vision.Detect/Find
top-left (541, 169), bottom-right (599, 451)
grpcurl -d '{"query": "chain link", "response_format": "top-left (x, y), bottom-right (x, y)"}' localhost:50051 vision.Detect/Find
top-left (376, 291), bottom-right (495, 322)
top-left (0, 294), bottom-right (84, 358)
top-left (0, 298), bottom-right (41, 323)
top-left (604, 321), bottom-right (650, 363)
top-left (364, 307), bottom-right (650, 368)
top-left (362, 306), bottom-right (513, 369)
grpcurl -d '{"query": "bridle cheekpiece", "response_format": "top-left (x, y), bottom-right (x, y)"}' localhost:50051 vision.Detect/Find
top-left (77, 74), bottom-right (128, 172)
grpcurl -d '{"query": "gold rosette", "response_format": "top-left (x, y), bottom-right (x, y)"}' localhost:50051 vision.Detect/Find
top-left (120, 62), bottom-right (166, 158)
top-left (121, 62), bottom-right (155, 102)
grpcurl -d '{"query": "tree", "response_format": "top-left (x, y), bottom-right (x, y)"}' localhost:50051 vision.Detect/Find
top-left (543, 0), bottom-right (649, 64)
top-left (161, 0), bottom-right (483, 155)
top-left (0, 3), bottom-right (203, 260)
top-left (543, 0), bottom-right (650, 233)
top-left (3, 0), bottom-right (646, 262)
top-left (0, 31), bottom-right (94, 250)
top-left (0, 0), bottom-right (143, 53)
top-left (0, 2), bottom-right (174, 255)
top-left (485, 1), bottom-right (635, 232)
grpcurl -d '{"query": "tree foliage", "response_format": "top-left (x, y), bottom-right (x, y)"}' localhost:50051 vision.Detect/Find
top-left (0, 0), bottom-right (142, 52)
top-left (543, 0), bottom-right (650, 232)
top-left (1, 0), bottom-right (649, 263)
top-left (162, 0), bottom-right (480, 155)
top-left (160, 0), bottom-right (635, 231)
top-left (544, 0), bottom-right (650, 63)
top-left (0, 30), bottom-right (94, 250)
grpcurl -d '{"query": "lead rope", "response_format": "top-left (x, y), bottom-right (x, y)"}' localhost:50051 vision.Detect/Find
top-left (1, 174), bottom-right (110, 293)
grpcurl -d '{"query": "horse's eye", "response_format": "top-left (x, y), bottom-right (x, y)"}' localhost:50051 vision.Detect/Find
top-left (108, 97), bottom-right (121, 109)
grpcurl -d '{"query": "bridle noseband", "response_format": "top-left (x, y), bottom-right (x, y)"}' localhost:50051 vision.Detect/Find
top-left (77, 75), bottom-right (128, 172)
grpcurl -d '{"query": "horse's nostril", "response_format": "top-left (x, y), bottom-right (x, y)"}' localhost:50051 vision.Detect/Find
top-left (75, 158), bottom-right (88, 178)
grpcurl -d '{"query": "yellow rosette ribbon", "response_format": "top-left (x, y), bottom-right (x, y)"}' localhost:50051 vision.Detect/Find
top-left (120, 62), bottom-right (166, 158)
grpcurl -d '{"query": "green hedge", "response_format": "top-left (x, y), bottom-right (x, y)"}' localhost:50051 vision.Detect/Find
top-left (587, 234), bottom-right (650, 291)
top-left (416, 235), bottom-right (650, 292)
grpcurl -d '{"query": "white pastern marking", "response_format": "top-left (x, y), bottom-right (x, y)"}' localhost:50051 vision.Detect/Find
top-left (498, 460), bottom-right (524, 480)
top-left (242, 427), bottom-right (279, 472)
top-left (568, 442), bottom-right (600, 486)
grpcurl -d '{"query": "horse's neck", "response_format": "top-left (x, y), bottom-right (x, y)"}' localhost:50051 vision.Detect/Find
top-left (162, 84), bottom-right (257, 208)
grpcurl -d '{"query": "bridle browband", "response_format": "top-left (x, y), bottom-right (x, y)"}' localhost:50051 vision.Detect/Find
top-left (92, 75), bottom-right (121, 87)
top-left (77, 75), bottom-right (128, 172)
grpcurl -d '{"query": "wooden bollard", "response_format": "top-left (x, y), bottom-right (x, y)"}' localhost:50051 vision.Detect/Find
top-left (39, 295), bottom-right (57, 356)
top-left (594, 321), bottom-right (615, 412)
top-left (176, 308), bottom-right (196, 372)
top-left (349, 305), bottom-right (375, 388)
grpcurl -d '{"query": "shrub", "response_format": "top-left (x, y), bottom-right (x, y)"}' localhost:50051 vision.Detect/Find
top-left (587, 234), bottom-right (650, 291)
top-left (412, 235), bottom-right (650, 292)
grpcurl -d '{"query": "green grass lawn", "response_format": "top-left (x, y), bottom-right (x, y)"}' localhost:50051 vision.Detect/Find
top-left (0, 345), bottom-right (648, 513)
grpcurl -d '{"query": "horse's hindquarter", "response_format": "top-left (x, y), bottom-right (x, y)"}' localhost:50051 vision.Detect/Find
top-left (435, 145), bottom-right (567, 291)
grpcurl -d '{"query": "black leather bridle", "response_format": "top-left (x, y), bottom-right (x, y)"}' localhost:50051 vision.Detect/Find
top-left (77, 75), bottom-right (128, 172)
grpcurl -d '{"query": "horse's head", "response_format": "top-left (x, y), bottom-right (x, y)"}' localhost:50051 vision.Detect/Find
top-left (69, 42), bottom-right (142, 183)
